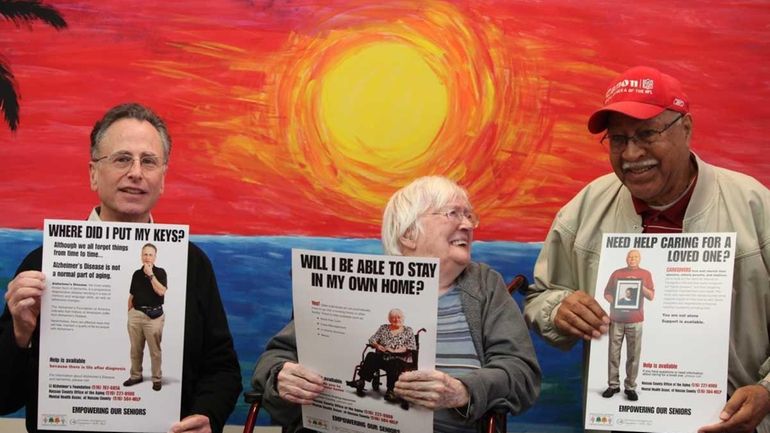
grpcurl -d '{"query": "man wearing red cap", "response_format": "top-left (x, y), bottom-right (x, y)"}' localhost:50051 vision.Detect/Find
top-left (524, 66), bottom-right (770, 433)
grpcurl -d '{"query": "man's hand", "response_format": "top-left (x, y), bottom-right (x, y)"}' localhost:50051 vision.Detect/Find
top-left (394, 370), bottom-right (469, 410)
top-left (698, 384), bottom-right (770, 433)
top-left (5, 271), bottom-right (46, 347)
top-left (554, 291), bottom-right (609, 340)
top-left (168, 414), bottom-right (210, 433)
top-left (642, 285), bottom-right (655, 301)
top-left (143, 263), bottom-right (153, 276)
top-left (277, 362), bottom-right (324, 405)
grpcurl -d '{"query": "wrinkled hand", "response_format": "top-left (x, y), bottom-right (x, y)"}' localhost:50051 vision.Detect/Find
top-left (698, 384), bottom-right (770, 433)
top-left (554, 291), bottom-right (609, 340)
top-left (394, 370), bottom-right (469, 410)
top-left (277, 362), bottom-right (324, 405)
top-left (168, 414), bottom-right (210, 433)
top-left (143, 263), bottom-right (153, 276)
top-left (5, 271), bottom-right (46, 347)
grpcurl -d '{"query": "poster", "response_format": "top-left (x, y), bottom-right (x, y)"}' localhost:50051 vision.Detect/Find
top-left (585, 233), bottom-right (736, 433)
top-left (292, 249), bottom-right (439, 433)
top-left (39, 219), bottom-right (188, 432)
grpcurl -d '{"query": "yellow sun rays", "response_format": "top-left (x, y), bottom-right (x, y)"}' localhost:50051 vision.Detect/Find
top-left (266, 1), bottom-right (536, 218)
top-left (196, 1), bottom-right (554, 227)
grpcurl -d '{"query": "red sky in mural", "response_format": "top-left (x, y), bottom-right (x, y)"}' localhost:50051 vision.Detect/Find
top-left (1, 0), bottom-right (768, 241)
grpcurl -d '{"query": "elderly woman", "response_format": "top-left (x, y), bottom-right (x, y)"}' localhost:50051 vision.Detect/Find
top-left (252, 176), bottom-right (541, 432)
top-left (346, 308), bottom-right (416, 401)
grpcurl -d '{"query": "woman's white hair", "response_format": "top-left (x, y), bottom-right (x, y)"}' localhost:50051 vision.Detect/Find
top-left (381, 176), bottom-right (471, 256)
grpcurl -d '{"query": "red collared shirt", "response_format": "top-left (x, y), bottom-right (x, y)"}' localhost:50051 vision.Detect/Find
top-left (631, 176), bottom-right (697, 233)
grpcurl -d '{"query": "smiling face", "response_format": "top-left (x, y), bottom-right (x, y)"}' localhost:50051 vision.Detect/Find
top-left (626, 250), bottom-right (641, 268)
top-left (400, 197), bottom-right (474, 285)
top-left (388, 309), bottom-right (404, 329)
top-left (89, 118), bottom-right (167, 222)
top-left (607, 110), bottom-right (694, 206)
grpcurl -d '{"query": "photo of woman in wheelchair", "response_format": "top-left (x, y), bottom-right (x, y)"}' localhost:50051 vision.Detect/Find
top-left (346, 308), bottom-right (418, 403)
top-left (252, 176), bottom-right (540, 433)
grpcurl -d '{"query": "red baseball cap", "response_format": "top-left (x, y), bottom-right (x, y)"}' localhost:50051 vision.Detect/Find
top-left (587, 66), bottom-right (689, 133)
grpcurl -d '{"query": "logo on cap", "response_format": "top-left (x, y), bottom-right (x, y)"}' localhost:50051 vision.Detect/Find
top-left (588, 66), bottom-right (689, 133)
top-left (604, 78), bottom-right (655, 103)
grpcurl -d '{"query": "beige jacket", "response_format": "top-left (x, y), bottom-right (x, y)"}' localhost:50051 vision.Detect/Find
top-left (523, 154), bottom-right (770, 432)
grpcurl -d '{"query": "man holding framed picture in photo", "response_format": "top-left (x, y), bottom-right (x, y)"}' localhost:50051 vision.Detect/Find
top-left (601, 249), bottom-right (654, 401)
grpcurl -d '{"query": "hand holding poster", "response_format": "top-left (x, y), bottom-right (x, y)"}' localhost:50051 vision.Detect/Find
top-left (39, 219), bottom-right (188, 432)
top-left (585, 233), bottom-right (736, 433)
top-left (292, 249), bottom-right (439, 433)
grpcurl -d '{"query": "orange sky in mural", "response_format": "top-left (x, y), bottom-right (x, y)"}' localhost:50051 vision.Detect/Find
top-left (1, 0), bottom-right (768, 241)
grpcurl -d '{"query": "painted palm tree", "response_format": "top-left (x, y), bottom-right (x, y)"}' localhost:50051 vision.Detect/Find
top-left (1, 0), bottom-right (67, 132)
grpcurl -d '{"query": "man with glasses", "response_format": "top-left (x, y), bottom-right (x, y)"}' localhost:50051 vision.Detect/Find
top-left (0, 103), bottom-right (242, 433)
top-left (524, 66), bottom-right (770, 432)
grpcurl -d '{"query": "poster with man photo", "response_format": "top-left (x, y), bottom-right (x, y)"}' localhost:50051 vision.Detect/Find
top-left (292, 249), bottom-right (439, 433)
top-left (39, 219), bottom-right (188, 432)
top-left (585, 233), bottom-right (736, 433)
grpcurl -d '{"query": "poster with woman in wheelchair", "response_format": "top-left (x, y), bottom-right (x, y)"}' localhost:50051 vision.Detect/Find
top-left (256, 177), bottom-right (540, 433)
top-left (290, 248), bottom-right (439, 433)
top-left (346, 308), bottom-right (424, 407)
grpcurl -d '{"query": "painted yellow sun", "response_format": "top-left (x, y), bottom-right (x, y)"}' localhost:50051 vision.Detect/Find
top-left (200, 1), bottom-right (553, 227)
top-left (320, 42), bottom-right (448, 168)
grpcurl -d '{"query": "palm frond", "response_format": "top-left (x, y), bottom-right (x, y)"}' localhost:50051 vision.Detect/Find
top-left (0, 0), bottom-right (67, 29)
top-left (0, 59), bottom-right (20, 131)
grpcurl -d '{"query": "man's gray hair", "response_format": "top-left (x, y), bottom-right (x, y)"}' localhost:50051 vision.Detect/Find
top-left (90, 102), bottom-right (171, 162)
top-left (381, 176), bottom-right (471, 255)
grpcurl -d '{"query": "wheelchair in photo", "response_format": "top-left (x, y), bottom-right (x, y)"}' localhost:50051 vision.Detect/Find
top-left (346, 328), bottom-right (426, 409)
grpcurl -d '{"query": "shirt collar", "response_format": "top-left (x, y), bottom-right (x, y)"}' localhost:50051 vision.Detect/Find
top-left (631, 176), bottom-right (696, 233)
top-left (88, 207), bottom-right (154, 223)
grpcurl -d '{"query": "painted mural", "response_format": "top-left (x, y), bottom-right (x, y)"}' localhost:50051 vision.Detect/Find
top-left (1, 0), bottom-right (769, 431)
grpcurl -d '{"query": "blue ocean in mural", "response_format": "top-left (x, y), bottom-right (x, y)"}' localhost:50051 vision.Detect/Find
top-left (0, 230), bottom-right (582, 432)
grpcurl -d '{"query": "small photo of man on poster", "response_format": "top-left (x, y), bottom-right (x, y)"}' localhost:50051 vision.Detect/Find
top-left (125, 243), bottom-right (168, 392)
top-left (602, 249), bottom-right (654, 402)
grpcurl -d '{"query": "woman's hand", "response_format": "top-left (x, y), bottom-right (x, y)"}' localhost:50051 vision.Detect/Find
top-left (394, 370), bottom-right (469, 410)
top-left (276, 362), bottom-right (324, 405)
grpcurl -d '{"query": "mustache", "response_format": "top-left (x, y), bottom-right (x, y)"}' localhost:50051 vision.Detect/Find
top-left (622, 159), bottom-right (658, 171)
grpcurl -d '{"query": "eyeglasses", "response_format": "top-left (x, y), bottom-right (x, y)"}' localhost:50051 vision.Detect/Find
top-left (429, 207), bottom-right (480, 228)
top-left (91, 151), bottom-right (164, 172)
top-left (600, 114), bottom-right (684, 152)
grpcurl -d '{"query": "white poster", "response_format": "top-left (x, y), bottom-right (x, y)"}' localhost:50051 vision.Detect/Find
top-left (585, 233), bottom-right (736, 433)
top-left (292, 249), bottom-right (439, 433)
top-left (39, 219), bottom-right (188, 432)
